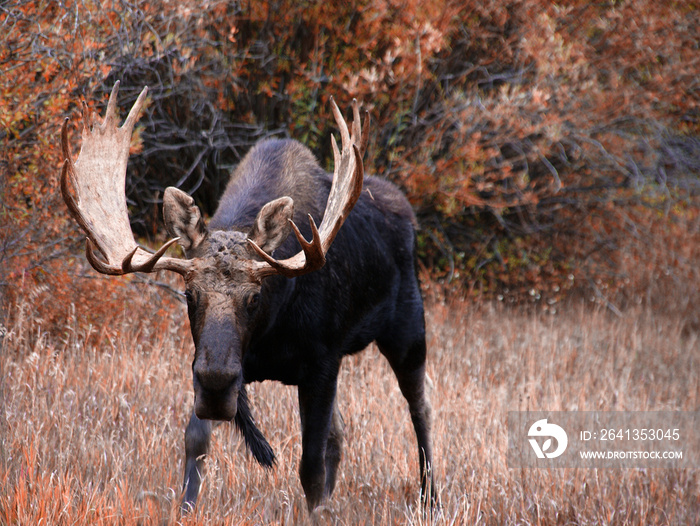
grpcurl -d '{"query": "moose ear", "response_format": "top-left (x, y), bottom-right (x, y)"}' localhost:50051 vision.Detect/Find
top-left (163, 187), bottom-right (208, 253)
top-left (248, 196), bottom-right (294, 254)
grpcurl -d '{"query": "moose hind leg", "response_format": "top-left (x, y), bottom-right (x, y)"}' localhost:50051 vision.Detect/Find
top-left (378, 336), bottom-right (436, 506)
top-left (400, 361), bottom-right (435, 505)
top-left (181, 410), bottom-right (212, 512)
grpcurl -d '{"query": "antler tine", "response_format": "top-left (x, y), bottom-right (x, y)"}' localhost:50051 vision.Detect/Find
top-left (60, 82), bottom-right (192, 277)
top-left (60, 122), bottom-right (80, 220)
top-left (85, 239), bottom-right (125, 275)
top-left (251, 96), bottom-right (367, 279)
top-left (350, 99), bottom-right (369, 158)
top-left (330, 96), bottom-right (351, 150)
top-left (249, 214), bottom-right (325, 278)
top-left (81, 101), bottom-right (93, 132)
top-left (121, 237), bottom-right (184, 273)
top-left (103, 79), bottom-right (120, 127)
top-left (359, 109), bottom-right (370, 158)
top-left (123, 82), bottom-right (149, 132)
top-left (352, 100), bottom-right (361, 145)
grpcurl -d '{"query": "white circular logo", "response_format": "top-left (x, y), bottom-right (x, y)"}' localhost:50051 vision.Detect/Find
top-left (528, 418), bottom-right (568, 459)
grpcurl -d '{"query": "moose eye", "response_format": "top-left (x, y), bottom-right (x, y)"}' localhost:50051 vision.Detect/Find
top-left (246, 292), bottom-right (260, 314)
top-left (185, 289), bottom-right (195, 306)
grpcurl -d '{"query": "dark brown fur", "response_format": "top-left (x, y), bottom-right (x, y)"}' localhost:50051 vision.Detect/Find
top-left (165, 138), bottom-right (434, 512)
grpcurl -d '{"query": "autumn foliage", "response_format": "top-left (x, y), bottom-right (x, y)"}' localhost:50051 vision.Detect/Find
top-left (1, 0), bottom-right (699, 324)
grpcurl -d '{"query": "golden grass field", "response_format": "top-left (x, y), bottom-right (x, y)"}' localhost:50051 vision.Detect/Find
top-left (1, 276), bottom-right (698, 525)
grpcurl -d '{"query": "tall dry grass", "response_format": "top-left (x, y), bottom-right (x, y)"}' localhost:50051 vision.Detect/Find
top-left (1, 276), bottom-right (698, 525)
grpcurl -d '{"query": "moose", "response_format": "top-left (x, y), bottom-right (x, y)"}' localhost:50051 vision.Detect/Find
top-left (60, 82), bottom-right (434, 512)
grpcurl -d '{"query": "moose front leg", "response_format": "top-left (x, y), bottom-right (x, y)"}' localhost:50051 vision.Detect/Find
top-left (324, 399), bottom-right (345, 498)
top-left (181, 410), bottom-right (212, 512)
top-left (297, 376), bottom-right (340, 510)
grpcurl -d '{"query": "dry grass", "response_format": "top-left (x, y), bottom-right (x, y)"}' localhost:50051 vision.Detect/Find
top-left (1, 276), bottom-right (698, 525)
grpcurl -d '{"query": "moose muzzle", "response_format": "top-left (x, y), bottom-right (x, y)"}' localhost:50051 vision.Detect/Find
top-left (192, 319), bottom-right (243, 421)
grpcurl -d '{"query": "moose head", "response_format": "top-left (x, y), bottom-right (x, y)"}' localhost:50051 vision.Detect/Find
top-left (60, 82), bottom-right (367, 422)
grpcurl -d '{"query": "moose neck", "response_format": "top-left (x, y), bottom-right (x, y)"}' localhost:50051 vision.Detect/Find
top-left (209, 138), bottom-right (326, 234)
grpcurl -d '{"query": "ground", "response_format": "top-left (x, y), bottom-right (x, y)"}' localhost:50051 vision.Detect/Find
top-left (1, 275), bottom-right (697, 524)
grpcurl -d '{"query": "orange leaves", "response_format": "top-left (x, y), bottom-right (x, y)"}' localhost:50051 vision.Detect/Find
top-left (1, 0), bottom-right (697, 313)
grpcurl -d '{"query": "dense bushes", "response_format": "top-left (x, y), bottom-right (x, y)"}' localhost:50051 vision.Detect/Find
top-left (1, 0), bottom-right (698, 323)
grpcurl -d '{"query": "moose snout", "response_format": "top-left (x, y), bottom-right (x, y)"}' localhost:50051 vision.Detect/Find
top-left (193, 361), bottom-right (242, 392)
top-left (192, 323), bottom-right (243, 421)
top-left (192, 361), bottom-right (241, 421)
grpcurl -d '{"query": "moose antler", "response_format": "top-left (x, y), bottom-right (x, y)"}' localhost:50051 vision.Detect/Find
top-left (61, 82), bottom-right (192, 276)
top-left (248, 98), bottom-right (368, 279)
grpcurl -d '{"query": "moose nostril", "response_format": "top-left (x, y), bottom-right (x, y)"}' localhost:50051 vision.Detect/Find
top-left (194, 364), bottom-right (241, 392)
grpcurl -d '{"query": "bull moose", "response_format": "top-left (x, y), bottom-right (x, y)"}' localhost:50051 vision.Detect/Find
top-left (60, 82), bottom-right (434, 512)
